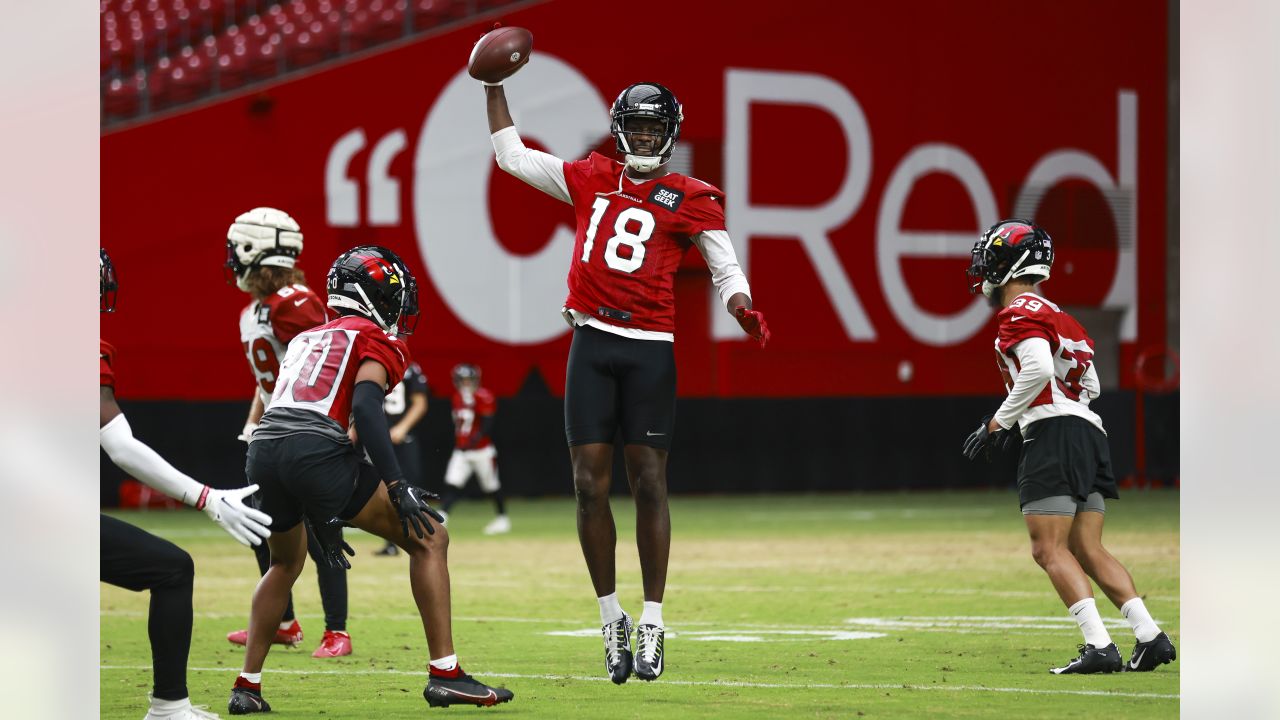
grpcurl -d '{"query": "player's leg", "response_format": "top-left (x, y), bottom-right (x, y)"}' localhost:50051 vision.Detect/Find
top-left (306, 526), bottom-right (352, 658)
top-left (476, 447), bottom-right (510, 534)
top-left (438, 449), bottom-right (470, 516)
top-left (229, 523), bottom-right (306, 714)
top-left (564, 326), bottom-right (630, 683)
top-left (1068, 502), bottom-right (1175, 671)
top-left (617, 335), bottom-right (676, 681)
top-left (345, 477), bottom-right (513, 707)
top-left (101, 515), bottom-right (199, 717)
top-left (227, 510), bottom-right (301, 648)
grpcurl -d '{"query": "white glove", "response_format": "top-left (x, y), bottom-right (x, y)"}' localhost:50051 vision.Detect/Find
top-left (237, 421), bottom-right (259, 443)
top-left (199, 484), bottom-right (273, 546)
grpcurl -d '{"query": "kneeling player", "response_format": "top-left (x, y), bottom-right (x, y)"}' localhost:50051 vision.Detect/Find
top-left (227, 246), bottom-right (513, 713)
top-left (962, 220), bottom-right (1176, 674)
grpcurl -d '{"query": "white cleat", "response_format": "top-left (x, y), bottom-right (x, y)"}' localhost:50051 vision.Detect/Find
top-left (143, 695), bottom-right (223, 719)
top-left (482, 515), bottom-right (511, 535)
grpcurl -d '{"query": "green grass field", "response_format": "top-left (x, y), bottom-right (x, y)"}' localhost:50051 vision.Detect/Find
top-left (101, 491), bottom-right (1179, 718)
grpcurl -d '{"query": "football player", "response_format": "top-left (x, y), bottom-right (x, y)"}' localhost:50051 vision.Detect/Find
top-left (482, 77), bottom-right (769, 682)
top-left (437, 363), bottom-right (510, 535)
top-left (224, 207), bottom-right (353, 658)
top-left (962, 220), bottom-right (1176, 674)
top-left (226, 246), bottom-right (513, 714)
top-left (100, 248), bottom-right (270, 720)
top-left (374, 360), bottom-right (430, 556)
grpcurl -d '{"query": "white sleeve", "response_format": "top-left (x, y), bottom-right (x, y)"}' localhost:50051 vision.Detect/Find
top-left (993, 337), bottom-right (1054, 430)
top-left (691, 229), bottom-right (752, 310)
top-left (100, 414), bottom-right (206, 507)
top-left (490, 126), bottom-right (571, 204)
top-left (1080, 362), bottom-right (1101, 401)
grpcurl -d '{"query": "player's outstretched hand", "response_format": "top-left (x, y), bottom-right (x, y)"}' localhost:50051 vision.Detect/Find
top-left (199, 484), bottom-right (273, 546)
top-left (387, 481), bottom-right (446, 539)
top-left (307, 517), bottom-right (355, 569)
top-left (734, 305), bottom-right (771, 348)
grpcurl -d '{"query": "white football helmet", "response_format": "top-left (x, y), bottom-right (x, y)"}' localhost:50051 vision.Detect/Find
top-left (225, 207), bottom-right (304, 291)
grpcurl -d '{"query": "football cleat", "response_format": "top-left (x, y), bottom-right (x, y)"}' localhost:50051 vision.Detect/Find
top-left (226, 683), bottom-right (270, 715)
top-left (423, 669), bottom-right (514, 708)
top-left (1124, 632), bottom-right (1176, 672)
top-left (633, 624), bottom-right (665, 681)
top-left (142, 695), bottom-right (223, 719)
top-left (311, 630), bottom-right (352, 658)
top-left (226, 619), bottom-right (303, 648)
top-left (482, 515), bottom-right (511, 535)
top-left (602, 613), bottom-right (634, 684)
top-left (374, 542), bottom-right (400, 556)
top-left (1049, 643), bottom-right (1123, 674)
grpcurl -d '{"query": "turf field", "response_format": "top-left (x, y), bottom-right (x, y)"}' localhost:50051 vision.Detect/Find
top-left (101, 491), bottom-right (1179, 718)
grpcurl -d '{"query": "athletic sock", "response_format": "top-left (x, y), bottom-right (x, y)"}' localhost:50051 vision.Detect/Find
top-left (236, 672), bottom-right (262, 690)
top-left (1067, 597), bottom-right (1112, 648)
top-left (638, 601), bottom-right (663, 628)
top-left (148, 696), bottom-right (191, 713)
top-left (598, 592), bottom-right (624, 625)
top-left (430, 654), bottom-right (460, 677)
top-left (278, 620), bottom-right (294, 631)
top-left (1120, 597), bottom-right (1161, 643)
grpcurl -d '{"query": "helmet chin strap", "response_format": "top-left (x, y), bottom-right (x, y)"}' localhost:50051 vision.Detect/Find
top-left (624, 153), bottom-right (666, 173)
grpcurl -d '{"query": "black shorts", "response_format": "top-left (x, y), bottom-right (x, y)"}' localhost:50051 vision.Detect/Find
top-left (564, 325), bottom-right (676, 450)
top-left (246, 433), bottom-right (381, 532)
top-left (1017, 416), bottom-right (1120, 507)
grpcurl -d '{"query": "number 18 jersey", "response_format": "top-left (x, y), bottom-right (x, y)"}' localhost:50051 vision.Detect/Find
top-left (994, 293), bottom-right (1104, 433)
top-left (562, 153), bottom-right (727, 334)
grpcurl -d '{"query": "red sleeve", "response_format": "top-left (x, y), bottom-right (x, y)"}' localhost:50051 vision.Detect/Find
top-left (681, 186), bottom-right (727, 236)
top-left (476, 388), bottom-right (497, 416)
top-left (99, 340), bottom-right (116, 389)
top-left (270, 288), bottom-right (327, 344)
top-left (355, 328), bottom-right (410, 393)
top-left (996, 307), bottom-right (1057, 356)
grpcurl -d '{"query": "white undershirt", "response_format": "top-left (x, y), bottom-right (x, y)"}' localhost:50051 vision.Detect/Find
top-left (491, 126), bottom-right (751, 342)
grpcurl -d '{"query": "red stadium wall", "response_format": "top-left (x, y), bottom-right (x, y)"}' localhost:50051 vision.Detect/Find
top-left (101, 0), bottom-right (1168, 402)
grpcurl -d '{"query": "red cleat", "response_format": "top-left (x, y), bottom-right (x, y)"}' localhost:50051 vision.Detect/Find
top-left (226, 619), bottom-right (304, 647)
top-left (312, 630), bottom-right (353, 658)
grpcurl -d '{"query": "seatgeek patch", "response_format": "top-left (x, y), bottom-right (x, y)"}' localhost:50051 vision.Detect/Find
top-left (647, 184), bottom-right (685, 212)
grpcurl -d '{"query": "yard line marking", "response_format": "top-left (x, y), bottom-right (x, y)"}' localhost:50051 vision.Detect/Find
top-left (98, 665), bottom-right (1178, 699)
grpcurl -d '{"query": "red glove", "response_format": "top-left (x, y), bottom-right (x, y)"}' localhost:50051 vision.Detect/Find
top-left (734, 306), bottom-right (770, 348)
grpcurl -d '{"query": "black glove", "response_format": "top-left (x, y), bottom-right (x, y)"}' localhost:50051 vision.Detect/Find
top-left (386, 481), bottom-right (445, 539)
top-left (306, 516), bottom-right (355, 569)
top-left (962, 414), bottom-right (1013, 462)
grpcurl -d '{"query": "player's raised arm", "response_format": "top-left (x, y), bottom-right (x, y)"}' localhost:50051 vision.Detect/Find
top-left (483, 85), bottom-right (572, 203)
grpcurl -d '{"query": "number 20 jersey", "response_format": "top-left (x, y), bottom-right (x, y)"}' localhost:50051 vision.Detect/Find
top-left (254, 315), bottom-right (410, 443)
top-left (562, 153), bottom-right (727, 334)
top-left (993, 292), bottom-right (1105, 433)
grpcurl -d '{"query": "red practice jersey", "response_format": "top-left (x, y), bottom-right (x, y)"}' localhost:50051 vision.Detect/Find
top-left (562, 153), bottom-right (726, 333)
top-left (993, 293), bottom-right (1104, 431)
top-left (255, 315), bottom-right (410, 441)
top-left (452, 387), bottom-right (495, 450)
top-left (100, 340), bottom-right (116, 389)
top-left (239, 284), bottom-right (327, 402)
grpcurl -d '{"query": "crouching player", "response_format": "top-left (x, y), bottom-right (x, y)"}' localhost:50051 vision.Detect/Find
top-left (227, 246), bottom-right (513, 713)
top-left (962, 219), bottom-right (1176, 674)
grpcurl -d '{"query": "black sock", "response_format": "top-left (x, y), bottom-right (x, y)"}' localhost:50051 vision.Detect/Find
top-left (489, 491), bottom-right (507, 516)
top-left (254, 539), bottom-right (295, 623)
top-left (440, 486), bottom-right (462, 513)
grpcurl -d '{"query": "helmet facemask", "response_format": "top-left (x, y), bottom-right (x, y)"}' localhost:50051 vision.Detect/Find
top-left (966, 219), bottom-right (1054, 303)
top-left (326, 246), bottom-right (421, 336)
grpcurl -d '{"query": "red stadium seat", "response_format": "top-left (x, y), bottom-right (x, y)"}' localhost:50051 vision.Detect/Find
top-left (103, 72), bottom-right (143, 119)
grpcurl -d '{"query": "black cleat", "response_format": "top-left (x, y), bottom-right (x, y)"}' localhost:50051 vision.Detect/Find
top-left (1050, 643), bottom-right (1123, 674)
top-left (633, 624), bottom-right (665, 681)
top-left (1124, 632), bottom-right (1176, 672)
top-left (423, 669), bottom-right (514, 708)
top-left (227, 686), bottom-right (271, 714)
top-left (602, 613), bottom-right (634, 684)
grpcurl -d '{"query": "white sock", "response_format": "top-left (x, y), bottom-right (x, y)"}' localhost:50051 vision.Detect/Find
top-left (1068, 597), bottom-right (1112, 648)
top-left (638, 601), bottom-right (664, 628)
top-left (278, 620), bottom-right (294, 630)
top-left (598, 592), bottom-right (624, 625)
top-left (149, 696), bottom-right (190, 712)
top-left (1120, 597), bottom-right (1161, 643)
top-left (239, 671), bottom-right (262, 685)
top-left (429, 654), bottom-right (458, 672)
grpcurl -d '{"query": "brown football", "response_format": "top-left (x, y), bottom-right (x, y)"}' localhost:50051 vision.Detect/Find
top-left (467, 26), bottom-right (533, 83)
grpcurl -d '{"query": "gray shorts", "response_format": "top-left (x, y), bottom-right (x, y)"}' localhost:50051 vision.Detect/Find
top-left (1021, 492), bottom-right (1107, 517)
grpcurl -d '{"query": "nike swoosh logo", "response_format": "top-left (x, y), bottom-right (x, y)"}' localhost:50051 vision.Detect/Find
top-left (294, 298), bottom-right (308, 306)
top-left (646, 431), bottom-right (665, 436)
top-left (1130, 647), bottom-right (1147, 669)
top-left (444, 687), bottom-right (497, 702)
top-left (1008, 316), bottom-right (1022, 322)
top-left (1022, 438), bottom-right (1035, 444)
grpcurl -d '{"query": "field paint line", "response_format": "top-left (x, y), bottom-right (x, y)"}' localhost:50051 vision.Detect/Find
top-left (99, 665), bottom-right (1178, 700)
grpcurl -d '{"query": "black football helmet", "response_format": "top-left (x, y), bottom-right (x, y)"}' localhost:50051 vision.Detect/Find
top-left (610, 82), bottom-right (683, 173)
top-left (326, 245), bottom-right (419, 335)
top-left (452, 363), bottom-right (480, 389)
top-left (100, 247), bottom-right (118, 313)
top-left (967, 219), bottom-right (1054, 298)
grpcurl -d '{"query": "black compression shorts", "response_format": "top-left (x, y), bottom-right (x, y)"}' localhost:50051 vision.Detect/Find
top-left (564, 325), bottom-right (676, 450)
top-left (247, 433), bottom-right (381, 532)
top-left (1017, 415), bottom-right (1120, 507)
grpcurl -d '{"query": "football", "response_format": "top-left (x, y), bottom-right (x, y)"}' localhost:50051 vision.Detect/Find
top-left (467, 26), bottom-right (533, 83)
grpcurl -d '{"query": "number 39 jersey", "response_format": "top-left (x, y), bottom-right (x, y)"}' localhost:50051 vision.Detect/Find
top-left (254, 315), bottom-right (410, 443)
top-left (562, 152), bottom-right (727, 334)
top-left (994, 293), bottom-right (1104, 432)
top-left (238, 284), bottom-right (327, 406)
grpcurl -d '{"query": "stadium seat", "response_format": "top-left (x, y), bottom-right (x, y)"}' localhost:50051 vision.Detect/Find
top-left (103, 72), bottom-right (144, 119)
